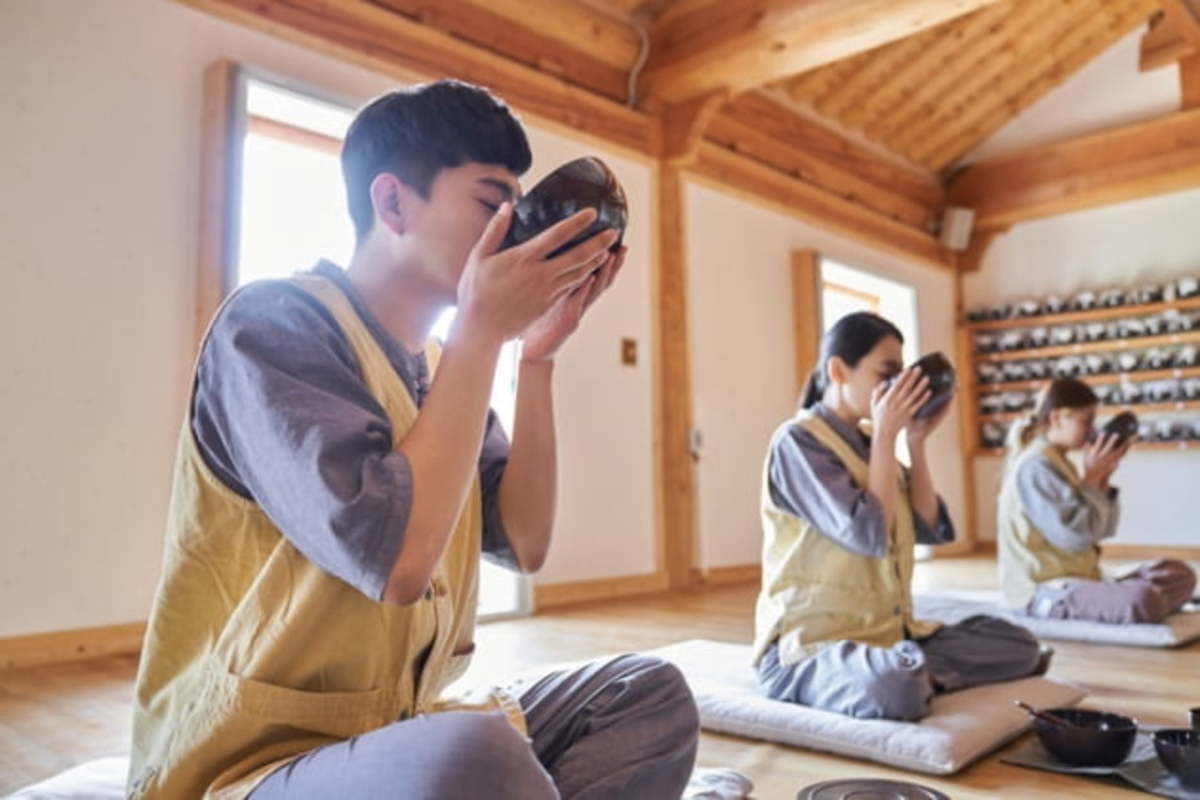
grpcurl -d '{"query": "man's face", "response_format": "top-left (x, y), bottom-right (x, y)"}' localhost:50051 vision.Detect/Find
top-left (402, 162), bottom-right (522, 299)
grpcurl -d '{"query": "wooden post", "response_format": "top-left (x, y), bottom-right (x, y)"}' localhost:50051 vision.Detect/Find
top-left (791, 250), bottom-right (823, 397)
top-left (940, 269), bottom-right (980, 556)
top-left (1182, 53), bottom-right (1200, 108)
top-left (196, 60), bottom-right (241, 351)
top-left (652, 163), bottom-right (698, 589)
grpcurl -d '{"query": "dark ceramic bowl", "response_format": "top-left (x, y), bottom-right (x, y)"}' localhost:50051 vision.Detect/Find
top-left (912, 352), bottom-right (957, 420)
top-left (1033, 708), bottom-right (1137, 767)
top-left (501, 157), bottom-right (627, 259)
top-left (1101, 411), bottom-right (1139, 445)
top-left (1154, 729), bottom-right (1200, 788)
top-left (884, 352), bottom-right (957, 419)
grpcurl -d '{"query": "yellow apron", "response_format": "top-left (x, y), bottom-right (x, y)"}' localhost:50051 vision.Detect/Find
top-left (129, 274), bottom-right (523, 799)
top-left (998, 440), bottom-right (1102, 608)
top-left (753, 410), bottom-right (941, 667)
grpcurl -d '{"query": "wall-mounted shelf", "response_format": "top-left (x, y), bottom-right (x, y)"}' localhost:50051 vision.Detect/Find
top-left (977, 399), bottom-right (1200, 424)
top-left (958, 281), bottom-right (1200, 458)
top-left (972, 329), bottom-right (1200, 363)
top-left (965, 294), bottom-right (1200, 332)
top-left (975, 439), bottom-right (1200, 458)
top-left (976, 365), bottom-right (1200, 394)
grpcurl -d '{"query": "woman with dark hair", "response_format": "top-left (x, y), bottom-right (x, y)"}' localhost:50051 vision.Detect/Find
top-left (753, 312), bottom-right (1045, 721)
top-left (998, 378), bottom-right (1196, 622)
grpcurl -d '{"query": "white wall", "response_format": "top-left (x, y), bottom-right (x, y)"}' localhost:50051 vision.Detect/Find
top-left (964, 189), bottom-right (1200, 544)
top-left (0, 0), bottom-right (656, 637)
top-left (686, 182), bottom-right (967, 569)
top-left (963, 26), bottom-right (1180, 163)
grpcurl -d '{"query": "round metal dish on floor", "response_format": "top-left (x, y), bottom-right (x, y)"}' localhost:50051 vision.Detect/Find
top-left (796, 778), bottom-right (951, 800)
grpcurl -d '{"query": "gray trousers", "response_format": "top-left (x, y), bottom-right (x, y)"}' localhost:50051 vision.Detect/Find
top-left (1029, 558), bottom-right (1197, 624)
top-left (757, 615), bottom-right (1042, 721)
top-left (249, 653), bottom-right (700, 800)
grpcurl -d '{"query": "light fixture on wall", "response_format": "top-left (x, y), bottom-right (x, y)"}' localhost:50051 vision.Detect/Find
top-left (938, 206), bottom-right (976, 251)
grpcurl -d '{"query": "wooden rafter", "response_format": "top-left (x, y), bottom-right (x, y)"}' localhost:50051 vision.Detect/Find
top-left (914, 0), bottom-right (1161, 168)
top-left (713, 93), bottom-right (944, 207)
top-left (859, 2), bottom-right (1014, 142)
top-left (883, 0), bottom-right (1070, 158)
top-left (1184, 53), bottom-right (1200, 105)
top-left (703, 113), bottom-right (936, 229)
top-left (369, 0), bottom-right (641, 102)
top-left (1140, 0), bottom-right (1200, 70)
top-left (784, 52), bottom-right (872, 105)
top-left (835, 9), bottom-right (1004, 131)
top-left (175, 0), bottom-right (656, 156)
top-left (947, 107), bottom-right (1200, 230)
top-left (813, 25), bottom-right (936, 121)
top-left (688, 142), bottom-right (954, 270)
top-left (639, 0), bottom-right (1002, 102)
top-left (776, 0), bottom-right (1163, 172)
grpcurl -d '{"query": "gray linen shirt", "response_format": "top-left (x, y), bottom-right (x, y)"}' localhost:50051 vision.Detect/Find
top-left (766, 403), bottom-right (954, 557)
top-left (189, 260), bottom-right (516, 601)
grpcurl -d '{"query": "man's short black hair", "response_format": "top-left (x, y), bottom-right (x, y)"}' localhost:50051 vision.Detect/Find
top-left (341, 80), bottom-right (532, 242)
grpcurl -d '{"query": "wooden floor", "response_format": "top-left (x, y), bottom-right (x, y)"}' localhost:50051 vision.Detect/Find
top-left (2, 556), bottom-right (1197, 797)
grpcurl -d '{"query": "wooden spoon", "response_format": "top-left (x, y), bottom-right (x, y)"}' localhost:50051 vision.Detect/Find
top-left (1014, 700), bottom-right (1069, 727)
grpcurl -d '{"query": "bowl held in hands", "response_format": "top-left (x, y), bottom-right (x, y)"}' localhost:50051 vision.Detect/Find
top-left (1100, 411), bottom-right (1139, 445)
top-left (501, 157), bottom-right (627, 259)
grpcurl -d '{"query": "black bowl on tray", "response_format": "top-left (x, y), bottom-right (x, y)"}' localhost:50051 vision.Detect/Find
top-left (501, 157), bottom-right (627, 259)
top-left (1100, 411), bottom-right (1139, 445)
top-left (1033, 708), bottom-right (1138, 767)
top-left (1154, 729), bottom-right (1200, 788)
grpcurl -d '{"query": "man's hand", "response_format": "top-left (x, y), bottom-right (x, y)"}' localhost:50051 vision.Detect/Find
top-left (520, 245), bottom-right (626, 363)
top-left (456, 204), bottom-right (619, 347)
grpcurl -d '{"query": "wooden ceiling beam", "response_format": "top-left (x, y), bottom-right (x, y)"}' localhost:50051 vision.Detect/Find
top-left (180, 0), bottom-right (959, 274)
top-left (783, 53), bottom-right (870, 106)
top-left (885, 0), bottom-right (1075, 158)
top-left (947, 107), bottom-right (1200, 229)
top-left (687, 142), bottom-right (954, 270)
top-left (1184, 53), bottom-right (1200, 106)
top-left (370, 0), bottom-right (641, 101)
top-left (175, 0), bottom-right (656, 156)
top-left (640, 0), bottom-right (1003, 103)
top-left (1140, 0), bottom-right (1200, 71)
top-left (919, 0), bottom-right (1159, 168)
top-left (656, 90), bottom-right (730, 165)
top-left (814, 26), bottom-right (935, 121)
top-left (717, 93), bottom-right (944, 206)
top-left (703, 114), bottom-right (938, 229)
top-left (868, 0), bottom-right (1049, 148)
top-left (843, 2), bottom-right (1011, 132)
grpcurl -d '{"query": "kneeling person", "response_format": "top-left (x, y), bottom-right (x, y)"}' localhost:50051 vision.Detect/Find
top-left (754, 313), bottom-right (1043, 722)
top-left (129, 81), bottom-right (698, 799)
top-left (998, 378), bottom-right (1196, 624)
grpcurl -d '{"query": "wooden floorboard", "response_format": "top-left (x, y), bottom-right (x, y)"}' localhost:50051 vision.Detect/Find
top-left (2, 556), bottom-right (1197, 797)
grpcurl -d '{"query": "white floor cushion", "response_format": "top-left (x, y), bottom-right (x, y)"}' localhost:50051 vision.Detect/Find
top-left (7, 757), bottom-right (128, 800)
top-left (914, 590), bottom-right (1200, 648)
top-left (647, 639), bottom-right (1084, 776)
top-left (9, 756), bottom-right (750, 800)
